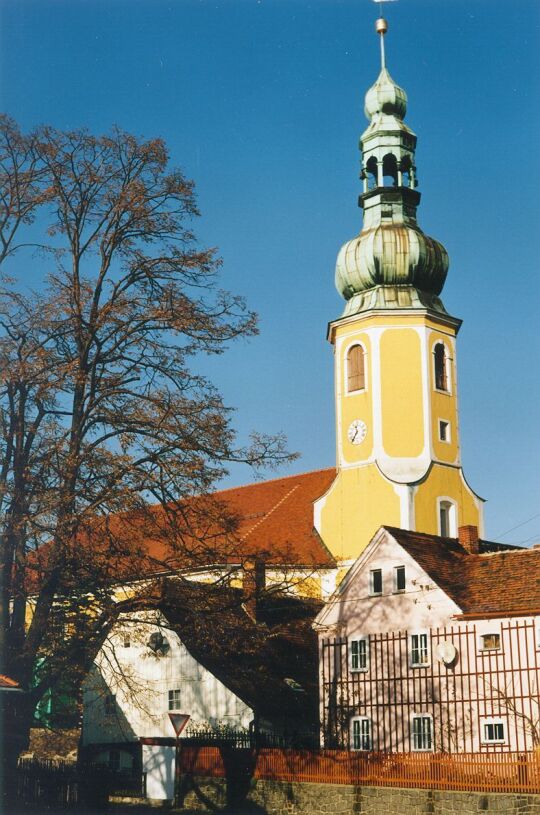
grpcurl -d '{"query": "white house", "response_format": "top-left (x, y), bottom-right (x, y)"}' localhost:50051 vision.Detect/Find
top-left (82, 579), bottom-right (321, 801)
top-left (313, 525), bottom-right (540, 754)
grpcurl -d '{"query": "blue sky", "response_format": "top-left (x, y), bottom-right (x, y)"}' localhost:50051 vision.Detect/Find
top-left (1, 0), bottom-right (539, 545)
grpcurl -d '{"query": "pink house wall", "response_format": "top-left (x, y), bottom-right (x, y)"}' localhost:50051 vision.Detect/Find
top-left (315, 531), bottom-right (540, 753)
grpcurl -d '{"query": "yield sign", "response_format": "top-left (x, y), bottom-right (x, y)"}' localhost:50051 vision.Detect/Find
top-left (168, 712), bottom-right (190, 737)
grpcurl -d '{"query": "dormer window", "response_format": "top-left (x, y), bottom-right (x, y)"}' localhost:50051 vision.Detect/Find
top-left (347, 345), bottom-right (366, 393)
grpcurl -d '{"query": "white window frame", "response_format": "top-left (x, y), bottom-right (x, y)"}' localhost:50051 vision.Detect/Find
top-left (350, 637), bottom-right (369, 672)
top-left (433, 341), bottom-right (452, 395)
top-left (369, 568), bottom-right (383, 596)
top-left (410, 713), bottom-right (433, 752)
top-left (410, 631), bottom-right (430, 667)
top-left (345, 341), bottom-right (368, 395)
top-left (350, 716), bottom-right (372, 751)
top-left (480, 718), bottom-right (506, 745)
top-left (438, 419), bottom-right (451, 443)
top-left (394, 565), bottom-right (406, 593)
top-left (437, 497), bottom-right (457, 537)
top-left (168, 688), bottom-right (181, 711)
top-left (480, 632), bottom-right (501, 651)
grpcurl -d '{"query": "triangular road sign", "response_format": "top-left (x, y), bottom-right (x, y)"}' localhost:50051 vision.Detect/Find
top-left (168, 712), bottom-right (190, 737)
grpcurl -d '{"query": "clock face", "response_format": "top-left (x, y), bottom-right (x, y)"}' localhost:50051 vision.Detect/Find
top-left (348, 419), bottom-right (367, 445)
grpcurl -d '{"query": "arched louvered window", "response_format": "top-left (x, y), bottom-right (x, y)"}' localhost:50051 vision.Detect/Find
top-left (434, 343), bottom-right (448, 392)
top-left (347, 345), bottom-right (365, 392)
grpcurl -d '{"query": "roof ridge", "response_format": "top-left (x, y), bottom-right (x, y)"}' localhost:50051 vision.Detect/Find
top-left (242, 484), bottom-right (301, 541)
top-left (212, 467), bottom-right (335, 497)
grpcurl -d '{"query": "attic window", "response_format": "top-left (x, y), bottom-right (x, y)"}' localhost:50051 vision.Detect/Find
top-left (370, 569), bottom-right (383, 596)
top-left (481, 633), bottom-right (501, 651)
top-left (104, 694), bottom-right (116, 716)
top-left (394, 566), bottom-right (406, 593)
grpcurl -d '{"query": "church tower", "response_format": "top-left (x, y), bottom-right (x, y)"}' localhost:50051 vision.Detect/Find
top-left (315, 16), bottom-right (484, 563)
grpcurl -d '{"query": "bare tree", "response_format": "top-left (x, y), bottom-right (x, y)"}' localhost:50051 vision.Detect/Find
top-left (0, 116), bottom-right (295, 793)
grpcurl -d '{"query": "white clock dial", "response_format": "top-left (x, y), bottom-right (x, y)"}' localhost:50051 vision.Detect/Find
top-left (347, 419), bottom-right (367, 445)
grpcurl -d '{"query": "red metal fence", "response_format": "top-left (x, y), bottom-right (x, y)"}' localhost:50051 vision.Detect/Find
top-left (179, 746), bottom-right (540, 793)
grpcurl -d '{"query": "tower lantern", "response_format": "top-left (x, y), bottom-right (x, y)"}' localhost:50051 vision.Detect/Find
top-left (314, 15), bottom-right (484, 563)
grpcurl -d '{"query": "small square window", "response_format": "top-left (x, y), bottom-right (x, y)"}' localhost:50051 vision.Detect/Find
top-left (482, 720), bottom-right (505, 743)
top-left (411, 715), bottom-right (432, 751)
top-left (439, 420), bottom-right (450, 442)
top-left (394, 566), bottom-right (406, 592)
top-left (350, 638), bottom-right (369, 672)
top-left (351, 717), bottom-right (371, 750)
top-left (168, 689), bottom-right (181, 711)
top-left (481, 633), bottom-right (501, 650)
top-left (370, 569), bottom-right (382, 596)
top-left (411, 633), bottom-right (429, 666)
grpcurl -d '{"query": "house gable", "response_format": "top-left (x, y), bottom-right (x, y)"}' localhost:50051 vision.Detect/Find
top-left (313, 527), bottom-right (461, 636)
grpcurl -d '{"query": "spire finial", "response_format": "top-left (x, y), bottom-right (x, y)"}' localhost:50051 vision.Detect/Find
top-left (373, 0), bottom-right (397, 70)
top-left (376, 16), bottom-right (388, 70)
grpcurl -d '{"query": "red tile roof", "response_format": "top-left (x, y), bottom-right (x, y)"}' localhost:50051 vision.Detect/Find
top-left (386, 527), bottom-right (540, 616)
top-left (53, 469), bottom-right (337, 585)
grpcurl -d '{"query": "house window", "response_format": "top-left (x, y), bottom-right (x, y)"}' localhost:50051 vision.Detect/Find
top-left (108, 750), bottom-right (120, 772)
top-left (370, 569), bottom-right (382, 596)
top-left (481, 633), bottom-right (501, 651)
top-left (411, 715), bottom-right (433, 751)
top-left (123, 634), bottom-right (131, 648)
top-left (439, 420), bottom-right (450, 442)
top-left (410, 633), bottom-right (429, 666)
top-left (350, 638), bottom-right (369, 672)
top-left (168, 689), bottom-right (181, 710)
top-left (394, 565), bottom-right (406, 593)
top-left (347, 345), bottom-right (366, 393)
top-left (438, 499), bottom-right (456, 537)
top-left (434, 343), bottom-right (449, 392)
top-left (104, 694), bottom-right (116, 716)
top-left (351, 717), bottom-right (372, 751)
top-left (482, 719), bottom-right (506, 744)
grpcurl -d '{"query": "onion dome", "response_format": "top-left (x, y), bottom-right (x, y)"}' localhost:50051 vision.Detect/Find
top-left (335, 225), bottom-right (449, 312)
top-left (364, 68), bottom-right (407, 120)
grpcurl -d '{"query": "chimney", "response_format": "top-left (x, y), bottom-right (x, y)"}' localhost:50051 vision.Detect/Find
top-left (458, 525), bottom-right (480, 554)
top-left (242, 557), bottom-right (266, 621)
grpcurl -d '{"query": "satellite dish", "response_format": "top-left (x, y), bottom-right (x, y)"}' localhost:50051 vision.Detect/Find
top-left (147, 631), bottom-right (170, 656)
top-left (436, 641), bottom-right (457, 666)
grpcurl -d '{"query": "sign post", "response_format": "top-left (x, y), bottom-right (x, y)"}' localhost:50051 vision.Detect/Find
top-left (168, 712), bottom-right (190, 808)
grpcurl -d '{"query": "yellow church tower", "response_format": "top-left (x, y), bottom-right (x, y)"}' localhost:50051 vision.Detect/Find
top-left (315, 16), bottom-right (484, 563)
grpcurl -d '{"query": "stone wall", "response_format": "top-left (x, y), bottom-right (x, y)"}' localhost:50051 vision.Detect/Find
top-left (179, 776), bottom-right (540, 814)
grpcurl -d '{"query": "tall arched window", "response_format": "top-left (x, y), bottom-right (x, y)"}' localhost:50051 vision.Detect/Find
top-left (434, 343), bottom-right (448, 392)
top-left (438, 499), bottom-right (456, 537)
top-left (347, 345), bottom-right (365, 392)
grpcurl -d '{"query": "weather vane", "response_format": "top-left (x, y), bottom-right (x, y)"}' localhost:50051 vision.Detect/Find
top-left (372, 0), bottom-right (398, 69)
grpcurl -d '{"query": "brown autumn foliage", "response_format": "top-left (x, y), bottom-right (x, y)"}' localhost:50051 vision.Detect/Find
top-left (0, 115), bottom-right (295, 775)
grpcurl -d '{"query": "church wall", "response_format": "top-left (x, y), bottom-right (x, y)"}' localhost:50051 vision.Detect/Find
top-left (316, 465), bottom-right (401, 562)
